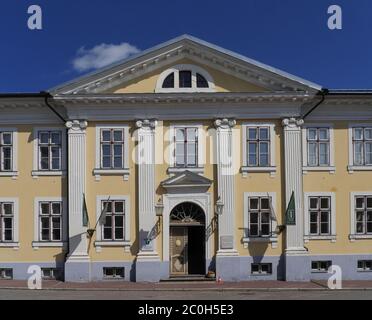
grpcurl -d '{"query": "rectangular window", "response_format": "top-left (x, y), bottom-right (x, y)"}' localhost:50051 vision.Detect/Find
top-left (0, 268), bottom-right (13, 279)
top-left (38, 131), bottom-right (62, 170)
top-left (100, 129), bottom-right (125, 169)
top-left (103, 267), bottom-right (125, 279)
top-left (251, 263), bottom-right (272, 275)
top-left (0, 202), bottom-right (14, 242)
top-left (39, 202), bottom-right (62, 242)
top-left (174, 127), bottom-right (198, 168)
top-left (352, 127), bottom-right (372, 166)
top-left (311, 261), bottom-right (332, 273)
top-left (248, 197), bottom-right (271, 237)
top-left (0, 132), bottom-right (13, 171)
top-left (307, 128), bottom-right (330, 166)
top-left (357, 260), bottom-right (372, 272)
top-left (308, 197), bottom-right (331, 236)
top-left (102, 201), bottom-right (125, 241)
top-left (246, 127), bottom-right (270, 167)
top-left (41, 268), bottom-right (60, 280)
top-left (354, 196), bottom-right (372, 235)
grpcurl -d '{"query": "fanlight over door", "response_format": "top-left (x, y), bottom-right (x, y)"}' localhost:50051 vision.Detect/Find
top-left (170, 202), bottom-right (205, 226)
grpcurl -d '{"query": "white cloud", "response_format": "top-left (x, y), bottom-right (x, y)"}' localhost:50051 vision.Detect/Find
top-left (72, 42), bottom-right (140, 72)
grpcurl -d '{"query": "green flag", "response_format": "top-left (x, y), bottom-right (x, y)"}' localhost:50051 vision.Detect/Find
top-left (285, 192), bottom-right (296, 225)
top-left (82, 193), bottom-right (89, 227)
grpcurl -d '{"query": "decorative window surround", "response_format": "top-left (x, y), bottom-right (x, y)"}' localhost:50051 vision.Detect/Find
top-left (155, 64), bottom-right (215, 93)
top-left (302, 124), bottom-right (335, 174)
top-left (349, 192), bottom-right (372, 241)
top-left (0, 198), bottom-right (19, 249)
top-left (32, 197), bottom-right (67, 249)
top-left (348, 124), bottom-right (372, 173)
top-left (304, 192), bottom-right (336, 243)
top-left (0, 128), bottom-right (18, 179)
top-left (243, 192), bottom-right (278, 249)
top-left (94, 124), bottom-right (130, 181)
top-left (241, 123), bottom-right (276, 177)
top-left (32, 127), bottom-right (67, 178)
top-left (167, 123), bottom-right (204, 174)
top-left (94, 195), bottom-right (131, 253)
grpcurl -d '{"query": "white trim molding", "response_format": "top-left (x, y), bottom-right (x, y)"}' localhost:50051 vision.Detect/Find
top-left (302, 123), bottom-right (335, 174)
top-left (303, 192), bottom-right (336, 243)
top-left (32, 197), bottom-right (68, 249)
top-left (155, 64), bottom-right (215, 93)
top-left (241, 122), bottom-right (276, 177)
top-left (0, 128), bottom-right (18, 179)
top-left (32, 127), bottom-right (67, 178)
top-left (94, 124), bottom-right (130, 181)
top-left (0, 197), bottom-right (19, 249)
top-left (348, 123), bottom-right (372, 173)
top-left (243, 192), bottom-right (278, 249)
top-left (349, 192), bottom-right (372, 241)
top-left (167, 123), bottom-right (205, 174)
top-left (94, 195), bottom-right (131, 252)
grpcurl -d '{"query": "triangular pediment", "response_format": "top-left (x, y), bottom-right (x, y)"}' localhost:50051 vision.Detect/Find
top-left (161, 170), bottom-right (212, 190)
top-left (50, 35), bottom-right (321, 95)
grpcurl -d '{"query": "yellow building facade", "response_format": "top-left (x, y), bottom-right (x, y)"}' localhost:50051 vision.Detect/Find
top-left (0, 35), bottom-right (372, 282)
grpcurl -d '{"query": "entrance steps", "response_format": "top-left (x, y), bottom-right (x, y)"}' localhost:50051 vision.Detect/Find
top-left (161, 275), bottom-right (216, 282)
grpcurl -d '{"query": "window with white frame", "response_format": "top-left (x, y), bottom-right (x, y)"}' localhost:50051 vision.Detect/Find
top-left (174, 127), bottom-right (198, 168)
top-left (308, 196), bottom-right (332, 236)
top-left (311, 261), bottom-right (332, 273)
top-left (248, 197), bottom-right (272, 237)
top-left (306, 127), bottom-right (330, 166)
top-left (358, 260), bottom-right (372, 272)
top-left (0, 132), bottom-right (13, 171)
top-left (38, 131), bottom-right (62, 171)
top-left (0, 202), bottom-right (14, 242)
top-left (155, 64), bottom-right (215, 93)
top-left (352, 127), bottom-right (372, 166)
top-left (101, 200), bottom-right (126, 241)
top-left (354, 195), bottom-right (372, 235)
top-left (246, 127), bottom-right (270, 167)
top-left (39, 202), bottom-right (62, 242)
top-left (251, 263), bottom-right (272, 275)
top-left (304, 193), bottom-right (336, 241)
top-left (100, 128), bottom-right (125, 169)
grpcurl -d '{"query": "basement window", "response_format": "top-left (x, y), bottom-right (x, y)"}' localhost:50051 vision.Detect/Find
top-left (251, 263), bottom-right (272, 275)
top-left (311, 261), bottom-right (332, 273)
top-left (103, 267), bottom-right (125, 279)
top-left (41, 268), bottom-right (60, 280)
top-left (0, 268), bottom-right (13, 279)
top-left (357, 260), bottom-right (372, 272)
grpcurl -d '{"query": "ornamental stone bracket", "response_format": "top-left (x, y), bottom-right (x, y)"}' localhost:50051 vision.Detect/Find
top-left (65, 120), bottom-right (88, 133)
top-left (282, 117), bottom-right (304, 130)
top-left (135, 119), bottom-right (157, 130)
top-left (214, 118), bottom-right (236, 129)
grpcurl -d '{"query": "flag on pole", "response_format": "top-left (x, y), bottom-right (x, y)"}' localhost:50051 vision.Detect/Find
top-left (98, 199), bottom-right (111, 225)
top-left (267, 193), bottom-right (277, 222)
top-left (285, 192), bottom-right (296, 225)
top-left (82, 193), bottom-right (89, 227)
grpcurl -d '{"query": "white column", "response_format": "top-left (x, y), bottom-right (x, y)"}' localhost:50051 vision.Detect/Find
top-left (214, 118), bottom-right (238, 255)
top-left (282, 118), bottom-right (307, 253)
top-left (64, 120), bottom-right (90, 281)
top-left (135, 119), bottom-right (160, 260)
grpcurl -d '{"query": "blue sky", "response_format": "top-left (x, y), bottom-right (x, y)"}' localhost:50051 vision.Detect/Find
top-left (1, 0), bottom-right (371, 92)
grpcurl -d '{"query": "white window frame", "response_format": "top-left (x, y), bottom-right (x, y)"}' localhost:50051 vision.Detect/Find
top-left (302, 124), bottom-right (335, 174)
top-left (243, 192), bottom-right (278, 248)
top-left (304, 192), bottom-right (336, 242)
top-left (32, 197), bottom-right (67, 248)
top-left (0, 128), bottom-right (18, 178)
top-left (155, 64), bottom-right (215, 93)
top-left (0, 198), bottom-right (19, 249)
top-left (350, 192), bottom-right (372, 240)
top-left (241, 123), bottom-right (276, 176)
top-left (32, 127), bottom-right (66, 178)
top-left (93, 124), bottom-right (130, 181)
top-left (348, 123), bottom-right (372, 173)
top-left (95, 195), bottom-right (130, 252)
top-left (168, 123), bottom-right (204, 174)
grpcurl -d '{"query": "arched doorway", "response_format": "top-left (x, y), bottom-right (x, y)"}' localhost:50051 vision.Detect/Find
top-left (169, 202), bottom-right (206, 276)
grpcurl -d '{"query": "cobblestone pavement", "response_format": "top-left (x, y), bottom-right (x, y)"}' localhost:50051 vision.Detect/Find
top-left (0, 288), bottom-right (372, 300)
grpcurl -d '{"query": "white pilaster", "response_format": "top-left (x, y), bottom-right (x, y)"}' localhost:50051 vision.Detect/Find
top-left (214, 118), bottom-right (238, 256)
top-left (282, 118), bottom-right (307, 253)
top-left (65, 120), bottom-right (89, 269)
